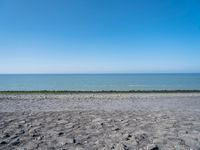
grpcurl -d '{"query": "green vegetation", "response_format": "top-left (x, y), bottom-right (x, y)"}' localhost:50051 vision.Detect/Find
top-left (0, 90), bottom-right (200, 94)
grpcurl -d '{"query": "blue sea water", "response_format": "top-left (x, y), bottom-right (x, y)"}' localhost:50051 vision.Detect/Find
top-left (0, 74), bottom-right (200, 91)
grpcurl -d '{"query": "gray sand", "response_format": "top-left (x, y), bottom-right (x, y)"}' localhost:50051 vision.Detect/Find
top-left (0, 93), bottom-right (200, 150)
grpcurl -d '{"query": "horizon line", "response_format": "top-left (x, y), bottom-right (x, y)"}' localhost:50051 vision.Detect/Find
top-left (0, 72), bottom-right (200, 75)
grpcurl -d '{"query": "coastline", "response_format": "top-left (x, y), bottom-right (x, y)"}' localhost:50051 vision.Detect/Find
top-left (0, 89), bottom-right (200, 94)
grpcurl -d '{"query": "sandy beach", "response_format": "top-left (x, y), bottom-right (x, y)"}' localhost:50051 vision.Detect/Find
top-left (0, 93), bottom-right (200, 150)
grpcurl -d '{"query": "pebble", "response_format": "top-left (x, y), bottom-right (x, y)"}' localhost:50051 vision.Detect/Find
top-left (58, 132), bottom-right (64, 136)
top-left (0, 141), bottom-right (7, 145)
top-left (147, 144), bottom-right (159, 150)
top-left (3, 133), bottom-right (10, 138)
top-left (123, 144), bottom-right (129, 150)
top-left (151, 146), bottom-right (159, 150)
top-left (32, 134), bottom-right (39, 137)
top-left (73, 138), bottom-right (76, 144)
top-left (114, 128), bottom-right (120, 131)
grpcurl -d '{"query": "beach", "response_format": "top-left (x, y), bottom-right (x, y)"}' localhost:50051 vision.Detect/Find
top-left (0, 93), bottom-right (200, 150)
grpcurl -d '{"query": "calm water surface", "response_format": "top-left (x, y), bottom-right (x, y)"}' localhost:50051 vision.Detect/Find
top-left (0, 74), bottom-right (200, 91)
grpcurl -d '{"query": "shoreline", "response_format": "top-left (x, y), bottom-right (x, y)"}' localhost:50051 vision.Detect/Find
top-left (1, 89), bottom-right (200, 94)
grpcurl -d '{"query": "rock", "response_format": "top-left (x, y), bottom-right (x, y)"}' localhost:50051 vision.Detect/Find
top-left (126, 134), bottom-right (132, 140)
top-left (100, 123), bottom-right (104, 126)
top-left (123, 144), bottom-right (129, 150)
top-left (151, 146), bottom-right (159, 150)
top-left (111, 144), bottom-right (115, 149)
top-left (58, 132), bottom-right (64, 136)
top-left (111, 127), bottom-right (120, 131)
top-left (32, 134), bottom-right (39, 137)
top-left (0, 141), bottom-right (7, 145)
top-left (127, 134), bottom-right (132, 138)
top-left (125, 137), bottom-right (130, 141)
top-left (73, 138), bottom-right (76, 144)
top-left (114, 128), bottom-right (120, 131)
top-left (4, 133), bottom-right (10, 138)
top-left (18, 124), bottom-right (23, 128)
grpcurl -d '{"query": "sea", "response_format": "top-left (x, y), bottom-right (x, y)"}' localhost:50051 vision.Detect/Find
top-left (0, 74), bottom-right (200, 91)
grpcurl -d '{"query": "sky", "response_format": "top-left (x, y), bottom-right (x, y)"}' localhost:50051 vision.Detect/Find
top-left (0, 0), bottom-right (200, 73)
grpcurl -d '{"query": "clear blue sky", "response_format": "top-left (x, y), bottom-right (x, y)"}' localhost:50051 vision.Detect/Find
top-left (0, 0), bottom-right (200, 73)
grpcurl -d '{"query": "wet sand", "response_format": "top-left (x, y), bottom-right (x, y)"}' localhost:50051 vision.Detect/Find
top-left (0, 93), bottom-right (200, 150)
